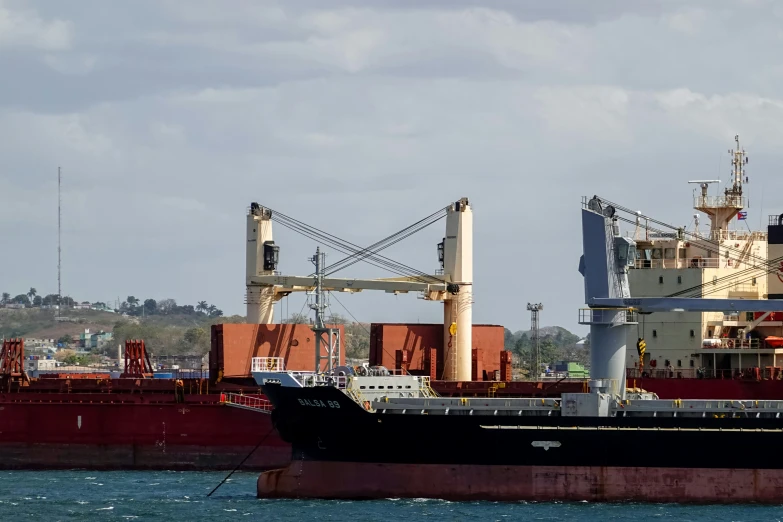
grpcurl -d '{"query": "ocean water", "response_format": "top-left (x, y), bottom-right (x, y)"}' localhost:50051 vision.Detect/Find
top-left (1, 470), bottom-right (782, 521)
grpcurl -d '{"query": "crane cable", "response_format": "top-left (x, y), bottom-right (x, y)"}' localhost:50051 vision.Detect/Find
top-left (272, 214), bottom-right (438, 284)
top-left (270, 209), bottom-right (443, 284)
top-left (324, 206), bottom-right (448, 277)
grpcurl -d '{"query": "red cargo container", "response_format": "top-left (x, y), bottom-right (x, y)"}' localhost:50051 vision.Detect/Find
top-left (210, 323), bottom-right (345, 379)
top-left (369, 323), bottom-right (504, 381)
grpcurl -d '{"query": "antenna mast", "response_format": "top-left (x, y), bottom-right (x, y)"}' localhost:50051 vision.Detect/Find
top-left (57, 167), bottom-right (62, 317)
top-left (310, 247), bottom-right (341, 373)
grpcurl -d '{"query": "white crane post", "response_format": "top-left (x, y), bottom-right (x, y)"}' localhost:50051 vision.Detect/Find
top-left (246, 203), bottom-right (276, 324)
top-left (442, 198), bottom-right (473, 382)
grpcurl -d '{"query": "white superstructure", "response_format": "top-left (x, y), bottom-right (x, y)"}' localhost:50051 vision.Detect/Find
top-left (625, 136), bottom-right (783, 377)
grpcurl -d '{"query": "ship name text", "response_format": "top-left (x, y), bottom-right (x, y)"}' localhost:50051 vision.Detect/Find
top-left (298, 398), bottom-right (341, 409)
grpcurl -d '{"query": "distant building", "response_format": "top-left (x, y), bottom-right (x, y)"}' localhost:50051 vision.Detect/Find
top-left (24, 357), bottom-right (57, 377)
top-left (78, 329), bottom-right (114, 350)
top-left (550, 361), bottom-right (589, 379)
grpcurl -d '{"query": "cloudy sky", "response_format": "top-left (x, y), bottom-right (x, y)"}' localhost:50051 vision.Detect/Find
top-left (2, 0), bottom-right (783, 334)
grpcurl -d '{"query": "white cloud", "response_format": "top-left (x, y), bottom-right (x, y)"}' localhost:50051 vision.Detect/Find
top-left (0, 0), bottom-right (71, 50)
top-left (663, 7), bottom-right (708, 34)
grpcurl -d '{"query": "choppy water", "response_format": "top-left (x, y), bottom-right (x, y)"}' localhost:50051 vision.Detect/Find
top-left (1, 470), bottom-right (783, 520)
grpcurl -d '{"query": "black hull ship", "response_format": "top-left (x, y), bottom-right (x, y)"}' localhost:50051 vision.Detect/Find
top-left (248, 181), bottom-right (783, 503)
top-left (259, 379), bottom-right (783, 502)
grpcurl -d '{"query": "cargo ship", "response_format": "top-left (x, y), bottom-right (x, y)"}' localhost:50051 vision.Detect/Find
top-left (251, 187), bottom-right (783, 503)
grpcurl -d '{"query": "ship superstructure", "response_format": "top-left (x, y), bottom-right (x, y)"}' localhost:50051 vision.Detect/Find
top-left (624, 136), bottom-right (783, 379)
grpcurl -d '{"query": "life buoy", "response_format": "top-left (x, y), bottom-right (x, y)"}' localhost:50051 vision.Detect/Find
top-left (650, 359), bottom-right (657, 368)
top-left (727, 340), bottom-right (735, 348)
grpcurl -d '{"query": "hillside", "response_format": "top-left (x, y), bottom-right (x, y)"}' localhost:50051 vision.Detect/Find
top-left (1, 306), bottom-right (586, 365)
top-left (0, 308), bottom-right (119, 339)
top-left (0, 307), bottom-right (246, 357)
top-left (504, 326), bottom-right (589, 373)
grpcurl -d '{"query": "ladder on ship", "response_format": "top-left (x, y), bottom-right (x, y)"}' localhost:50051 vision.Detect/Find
top-left (736, 234), bottom-right (756, 268)
top-left (220, 393), bottom-right (273, 414)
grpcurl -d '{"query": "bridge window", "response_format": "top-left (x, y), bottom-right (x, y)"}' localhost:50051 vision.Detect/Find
top-left (679, 248), bottom-right (687, 259)
top-left (678, 276), bottom-right (682, 284)
top-left (658, 276), bottom-right (664, 284)
top-left (677, 360), bottom-right (682, 367)
top-left (690, 360), bottom-right (695, 367)
top-left (653, 330), bottom-right (658, 338)
top-left (752, 277), bottom-right (757, 285)
top-left (690, 329), bottom-right (695, 337)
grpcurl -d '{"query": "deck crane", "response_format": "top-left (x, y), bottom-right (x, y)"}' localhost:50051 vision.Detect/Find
top-left (245, 199), bottom-right (474, 382)
top-left (579, 196), bottom-right (783, 399)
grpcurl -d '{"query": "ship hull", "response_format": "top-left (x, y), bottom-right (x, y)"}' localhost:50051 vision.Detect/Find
top-left (258, 383), bottom-right (783, 503)
top-left (258, 462), bottom-right (783, 503)
top-left (0, 394), bottom-right (290, 471)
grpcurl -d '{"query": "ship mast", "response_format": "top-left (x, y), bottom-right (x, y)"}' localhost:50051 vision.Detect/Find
top-left (309, 247), bottom-right (341, 373)
top-left (692, 135), bottom-right (749, 238)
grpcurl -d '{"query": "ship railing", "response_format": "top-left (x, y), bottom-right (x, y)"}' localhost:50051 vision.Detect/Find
top-left (578, 308), bottom-right (638, 326)
top-left (707, 229), bottom-right (767, 242)
top-left (702, 338), bottom-right (761, 350)
top-left (727, 282), bottom-right (760, 294)
top-left (220, 392), bottom-right (273, 413)
top-left (694, 195), bottom-right (746, 210)
top-left (633, 257), bottom-right (722, 269)
top-left (296, 373), bottom-right (348, 389)
top-left (251, 357), bottom-right (286, 373)
top-left (628, 367), bottom-right (783, 380)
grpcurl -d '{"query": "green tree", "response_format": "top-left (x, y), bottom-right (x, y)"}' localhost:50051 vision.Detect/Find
top-left (32, 295), bottom-right (43, 307)
top-left (0, 292), bottom-right (9, 304)
top-left (326, 313), bottom-right (348, 325)
top-left (197, 301), bottom-right (208, 314)
top-left (284, 313), bottom-right (310, 324)
top-left (12, 294), bottom-right (30, 306)
top-left (143, 298), bottom-right (157, 315)
top-left (157, 298), bottom-right (177, 314)
top-left (42, 294), bottom-right (58, 306)
top-left (345, 323), bottom-right (370, 359)
top-left (27, 288), bottom-right (37, 301)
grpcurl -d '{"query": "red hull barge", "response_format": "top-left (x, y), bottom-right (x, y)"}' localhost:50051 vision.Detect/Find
top-left (0, 390), bottom-right (288, 471)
